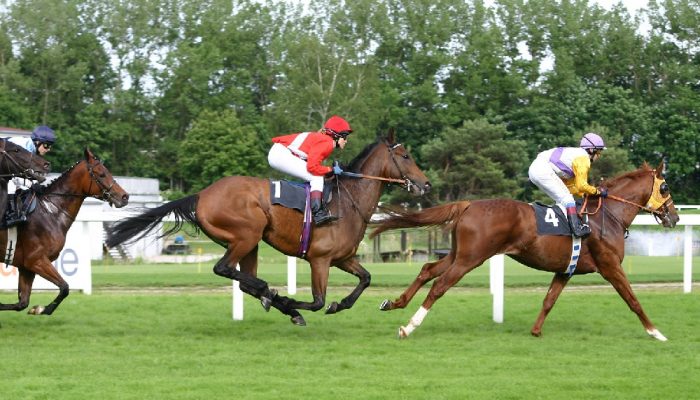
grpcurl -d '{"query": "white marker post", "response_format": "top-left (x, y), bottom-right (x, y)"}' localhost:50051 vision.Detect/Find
top-left (287, 256), bottom-right (297, 295)
top-left (490, 254), bottom-right (504, 323)
top-left (232, 264), bottom-right (243, 320)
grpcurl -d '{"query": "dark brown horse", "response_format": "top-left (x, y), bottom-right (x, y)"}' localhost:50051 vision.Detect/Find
top-left (0, 148), bottom-right (129, 315)
top-left (371, 162), bottom-right (679, 340)
top-left (106, 130), bottom-right (431, 325)
top-left (0, 139), bottom-right (51, 218)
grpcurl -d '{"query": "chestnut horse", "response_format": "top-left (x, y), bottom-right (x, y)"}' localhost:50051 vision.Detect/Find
top-left (106, 130), bottom-right (431, 325)
top-left (0, 138), bottom-right (51, 218)
top-left (371, 162), bottom-right (679, 340)
top-left (0, 148), bottom-right (129, 315)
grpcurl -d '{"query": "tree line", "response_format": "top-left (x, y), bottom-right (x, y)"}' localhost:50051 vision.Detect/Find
top-left (0, 0), bottom-right (698, 204)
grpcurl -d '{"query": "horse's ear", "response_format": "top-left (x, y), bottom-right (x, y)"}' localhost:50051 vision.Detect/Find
top-left (84, 147), bottom-right (94, 161)
top-left (656, 160), bottom-right (666, 178)
top-left (386, 127), bottom-right (396, 144)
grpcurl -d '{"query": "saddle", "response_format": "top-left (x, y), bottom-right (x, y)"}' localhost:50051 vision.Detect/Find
top-left (530, 201), bottom-right (587, 236)
top-left (530, 201), bottom-right (586, 277)
top-left (269, 179), bottom-right (334, 212)
top-left (269, 179), bottom-right (336, 258)
top-left (2, 189), bottom-right (38, 228)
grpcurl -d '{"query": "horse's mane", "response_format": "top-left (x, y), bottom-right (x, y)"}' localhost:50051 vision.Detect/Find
top-left (345, 138), bottom-right (383, 172)
top-left (601, 162), bottom-right (653, 189)
top-left (32, 159), bottom-right (84, 196)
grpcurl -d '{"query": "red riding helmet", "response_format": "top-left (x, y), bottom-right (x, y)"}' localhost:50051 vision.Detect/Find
top-left (323, 115), bottom-right (352, 139)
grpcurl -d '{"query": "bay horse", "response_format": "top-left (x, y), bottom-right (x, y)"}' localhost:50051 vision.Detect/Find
top-left (0, 148), bottom-right (129, 315)
top-left (0, 138), bottom-right (51, 218)
top-left (371, 162), bottom-right (679, 340)
top-left (106, 129), bottom-right (431, 325)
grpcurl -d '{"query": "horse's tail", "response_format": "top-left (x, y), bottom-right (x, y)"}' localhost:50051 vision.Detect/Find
top-left (370, 200), bottom-right (472, 237)
top-left (105, 195), bottom-right (199, 247)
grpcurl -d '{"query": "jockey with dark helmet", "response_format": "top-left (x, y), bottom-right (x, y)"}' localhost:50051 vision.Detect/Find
top-left (5, 125), bottom-right (56, 225)
top-left (528, 132), bottom-right (607, 238)
top-left (268, 116), bottom-right (352, 225)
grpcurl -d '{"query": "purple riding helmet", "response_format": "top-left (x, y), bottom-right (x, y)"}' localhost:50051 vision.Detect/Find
top-left (580, 132), bottom-right (606, 151)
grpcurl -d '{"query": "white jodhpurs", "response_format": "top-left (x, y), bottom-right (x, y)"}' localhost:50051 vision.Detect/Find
top-left (528, 158), bottom-right (575, 207)
top-left (268, 143), bottom-right (324, 192)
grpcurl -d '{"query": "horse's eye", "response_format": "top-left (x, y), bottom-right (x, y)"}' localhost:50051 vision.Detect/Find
top-left (402, 154), bottom-right (409, 159)
top-left (660, 182), bottom-right (670, 196)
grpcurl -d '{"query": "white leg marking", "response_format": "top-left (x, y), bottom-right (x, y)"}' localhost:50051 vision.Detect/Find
top-left (398, 306), bottom-right (430, 339)
top-left (646, 328), bottom-right (668, 342)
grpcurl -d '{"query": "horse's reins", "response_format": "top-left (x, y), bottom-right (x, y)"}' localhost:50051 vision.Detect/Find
top-left (333, 141), bottom-right (417, 223)
top-left (0, 148), bottom-right (43, 179)
top-left (581, 170), bottom-right (673, 235)
top-left (41, 159), bottom-right (117, 204)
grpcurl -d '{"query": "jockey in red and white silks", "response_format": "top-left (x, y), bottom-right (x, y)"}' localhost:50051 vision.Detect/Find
top-left (528, 132), bottom-right (607, 238)
top-left (268, 115), bottom-right (352, 225)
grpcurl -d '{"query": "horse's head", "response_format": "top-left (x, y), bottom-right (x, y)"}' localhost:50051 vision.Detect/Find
top-left (605, 161), bottom-right (679, 228)
top-left (646, 161), bottom-right (679, 228)
top-left (0, 139), bottom-right (50, 182)
top-left (82, 148), bottom-right (129, 208)
top-left (380, 128), bottom-right (431, 195)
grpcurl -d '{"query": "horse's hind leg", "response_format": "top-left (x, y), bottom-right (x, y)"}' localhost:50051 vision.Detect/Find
top-left (0, 269), bottom-right (35, 312)
top-left (399, 253), bottom-right (488, 338)
top-left (381, 255), bottom-right (452, 311)
top-left (236, 246), bottom-right (306, 325)
top-left (214, 248), bottom-right (277, 308)
top-left (531, 273), bottom-right (570, 337)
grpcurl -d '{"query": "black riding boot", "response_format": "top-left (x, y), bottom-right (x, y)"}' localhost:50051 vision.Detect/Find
top-left (567, 212), bottom-right (591, 238)
top-left (5, 196), bottom-right (26, 225)
top-left (311, 198), bottom-right (337, 226)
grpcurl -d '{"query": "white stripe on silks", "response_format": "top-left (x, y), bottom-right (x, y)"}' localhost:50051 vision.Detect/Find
top-left (4, 226), bottom-right (18, 266)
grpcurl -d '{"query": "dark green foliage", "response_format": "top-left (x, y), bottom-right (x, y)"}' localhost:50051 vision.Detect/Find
top-left (0, 0), bottom-right (697, 201)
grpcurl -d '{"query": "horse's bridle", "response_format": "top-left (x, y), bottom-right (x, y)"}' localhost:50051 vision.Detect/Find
top-left (583, 170), bottom-right (674, 222)
top-left (86, 159), bottom-right (117, 203)
top-left (0, 147), bottom-right (43, 180)
top-left (387, 142), bottom-right (421, 192)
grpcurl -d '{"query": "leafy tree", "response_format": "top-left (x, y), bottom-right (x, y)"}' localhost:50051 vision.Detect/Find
top-left (420, 118), bottom-right (528, 203)
top-left (177, 109), bottom-right (265, 193)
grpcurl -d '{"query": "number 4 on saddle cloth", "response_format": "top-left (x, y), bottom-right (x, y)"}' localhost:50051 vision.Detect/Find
top-left (530, 201), bottom-right (585, 276)
top-left (269, 180), bottom-right (335, 257)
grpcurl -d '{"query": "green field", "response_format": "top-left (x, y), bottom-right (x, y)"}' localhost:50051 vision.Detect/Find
top-left (1, 254), bottom-right (699, 399)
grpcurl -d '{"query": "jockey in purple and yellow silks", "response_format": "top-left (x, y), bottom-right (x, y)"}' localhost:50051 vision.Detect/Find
top-left (528, 133), bottom-right (607, 238)
top-left (267, 115), bottom-right (352, 226)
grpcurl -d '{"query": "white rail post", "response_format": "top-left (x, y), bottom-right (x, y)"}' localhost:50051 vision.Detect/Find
top-left (684, 225), bottom-right (693, 293)
top-left (490, 254), bottom-right (504, 323)
top-left (287, 256), bottom-right (297, 295)
top-left (232, 264), bottom-right (243, 320)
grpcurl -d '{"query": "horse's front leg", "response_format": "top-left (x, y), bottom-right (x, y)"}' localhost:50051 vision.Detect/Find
top-left (283, 257), bottom-right (330, 313)
top-left (380, 255), bottom-right (452, 311)
top-left (0, 268), bottom-right (35, 311)
top-left (597, 259), bottom-right (667, 341)
top-left (325, 258), bottom-right (370, 314)
top-left (531, 272), bottom-right (570, 337)
top-left (26, 260), bottom-right (70, 315)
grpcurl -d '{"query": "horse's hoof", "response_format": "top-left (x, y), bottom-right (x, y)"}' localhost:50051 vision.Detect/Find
top-left (379, 299), bottom-right (393, 311)
top-left (291, 315), bottom-right (306, 326)
top-left (28, 305), bottom-right (45, 315)
top-left (397, 326), bottom-right (409, 339)
top-left (646, 328), bottom-right (668, 342)
top-left (530, 330), bottom-right (542, 337)
top-left (325, 302), bottom-right (339, 314)
top-left (260, 289), bottom-right (278, 312)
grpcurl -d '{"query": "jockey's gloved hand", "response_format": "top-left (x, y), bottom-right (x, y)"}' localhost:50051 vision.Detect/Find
top-left (333, 161), bottom-right (344, 175)
top-left (597, 187), bottom-right (608, 198)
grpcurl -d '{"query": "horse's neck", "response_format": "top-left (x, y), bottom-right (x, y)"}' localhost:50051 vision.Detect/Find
top-left (40, 180), bottom-right (87, 226)
top-left (335, 155), bottom-right (388, 225)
